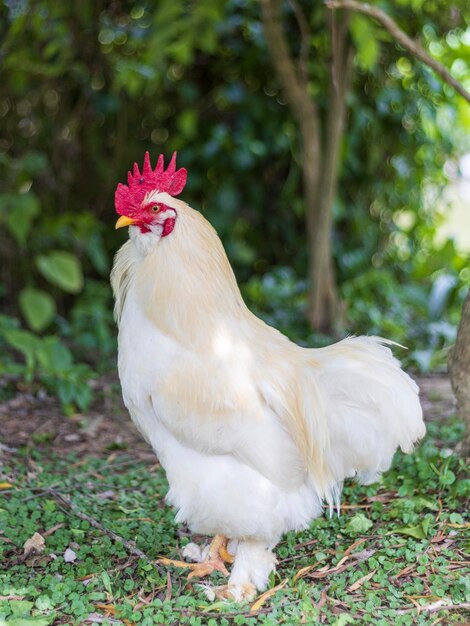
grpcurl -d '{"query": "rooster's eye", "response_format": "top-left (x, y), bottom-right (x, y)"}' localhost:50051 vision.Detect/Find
top-left (151, 205), bottom-right (159, 212)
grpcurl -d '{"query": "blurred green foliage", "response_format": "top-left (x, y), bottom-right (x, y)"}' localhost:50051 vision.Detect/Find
top-left (0, 0), bottom-right (469, 412)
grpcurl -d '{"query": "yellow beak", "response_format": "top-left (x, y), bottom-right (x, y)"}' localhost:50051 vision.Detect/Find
top-left (115, 215), bottom-right (137, 229)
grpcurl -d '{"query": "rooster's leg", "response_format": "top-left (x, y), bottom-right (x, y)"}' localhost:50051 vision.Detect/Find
top-left (203, 539), bottom-right (276, 602)
top-left (157, 534), bottom-right (233, 580)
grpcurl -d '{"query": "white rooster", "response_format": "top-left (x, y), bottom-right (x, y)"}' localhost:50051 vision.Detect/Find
top-left (111, 152), bottom-right (425, 601)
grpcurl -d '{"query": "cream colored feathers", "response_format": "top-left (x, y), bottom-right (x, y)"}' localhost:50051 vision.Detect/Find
top-left (112, 194), bottom-right (425, 599)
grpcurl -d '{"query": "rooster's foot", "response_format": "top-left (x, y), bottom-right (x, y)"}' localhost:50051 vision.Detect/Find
top-left (157, 534), bottom-right (233, 580)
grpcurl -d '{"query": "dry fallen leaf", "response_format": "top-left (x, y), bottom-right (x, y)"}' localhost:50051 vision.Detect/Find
top-left (44, 522), bottom-right (65, 537)
top-left (93, 605), bottom-right (136, 626)
top-left (352, 548), bottom-right (376, 562)
top-left (0, 535), bottom-right (14, 544)
top-left (94, 604), bottom-right (117, 615)
top-left (96, 490), bottom-right (116, 500)
top-left (293, 563), bottom-right (317, 582)
top-left (308, 562), bottom-right (354, 579)
top-left (64, 547), bottom-right (77, 563)
top-left (342, 537), bottom-right (367, 557)
top-left (0, 482), bottom-right (13, 489)
top-left (164, 571), bottom-right (172, 602)
top-left (250, 578), bottom-right (288, 612)
top-left (23, 532), bottom-right (45, 557)
top-left (394, 563), bottom-right (416, 580)
top-left (315, 586), bottom-right (329, 610)
top-left (347, 568), bottom-right (376, 592)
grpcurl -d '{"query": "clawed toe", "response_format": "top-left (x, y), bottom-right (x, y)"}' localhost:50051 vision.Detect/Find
top-left (156, 555), bottom-right (229, 579)
top-left (158, 534), bottom-right (233, 581)
top-left (187, 557), bottom-right (229, 579)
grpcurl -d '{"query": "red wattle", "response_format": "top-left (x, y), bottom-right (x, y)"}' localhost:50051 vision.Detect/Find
top-left (162, 218), bottom-right (176, 237)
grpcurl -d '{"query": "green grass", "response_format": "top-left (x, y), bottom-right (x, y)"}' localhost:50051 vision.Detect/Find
top-left (0, 418), bottom-right (469, 626)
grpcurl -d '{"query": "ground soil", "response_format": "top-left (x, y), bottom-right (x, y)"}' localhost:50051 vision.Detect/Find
top-left (0, 374), bottom-right (146, 459)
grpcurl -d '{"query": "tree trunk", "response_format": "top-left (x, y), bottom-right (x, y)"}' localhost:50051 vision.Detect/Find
top-left (449, 289), bottom-right (470, 457)
top-left (307, 11), bottom-right (352, 332)
top-left (261, 0), bottom-right (349, 333)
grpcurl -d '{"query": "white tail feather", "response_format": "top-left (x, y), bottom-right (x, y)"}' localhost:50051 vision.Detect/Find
top-left (305, 336), bottom-right (425, 506)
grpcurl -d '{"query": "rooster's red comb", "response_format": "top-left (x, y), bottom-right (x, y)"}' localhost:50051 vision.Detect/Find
top-left (115, 151), bottom-right (187, 216)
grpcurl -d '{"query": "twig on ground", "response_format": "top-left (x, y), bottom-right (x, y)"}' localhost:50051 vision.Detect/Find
top-left (43, 522), bottom-right (65, 537)
top-left (325, 0), bottom-right (470, 104)
top-left (48, 489), bottom-right (164, 573)
top-left (19, 483), bottom-right (138, 502)
top-left (397, 600), bottom-right (470, 615)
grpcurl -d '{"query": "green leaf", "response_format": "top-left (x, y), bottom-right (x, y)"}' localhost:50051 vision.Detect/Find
top-left (36, 251), bottom-right (83, 293)
top-left (350, 14), bottom-right (379, 70)
top-left (439, 469), bottom-right (456, 486)
top-left (102, 571), bottom-right (112, 596)
top-left (0, 192), bottom-right (40, 245)
top-left (5, 618), bottom-right (55, 626)
top-left (409, 496), bottom-right (439, 512)
top-left (391, 517), bottom-right (432, 539)
top-left (2, 328), bottom-right (41, 382)
top-left (345, 513), bottom-right (374, 534)
top-left (72, 380), bottom-right (92, 411)
top-left (19, 288), bottom-right (56, 332)
top-left (36, 336), bottom-right (73, 372)
top-left (85, 232), bottom-right (108, 275)
top-left (3, 328), bottom-right (40, 361)
top-left (9, 601), bottom-right (34, 616)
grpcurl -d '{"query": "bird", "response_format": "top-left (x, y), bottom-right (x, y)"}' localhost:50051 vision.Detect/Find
top-left (111, 151), bottom-right (425, 602)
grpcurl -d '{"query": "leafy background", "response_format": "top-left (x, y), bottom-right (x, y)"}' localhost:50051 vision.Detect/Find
top-left (0, 3), bottom-right (469, 624)
top-left (0, 0), bottom-right (469, 412)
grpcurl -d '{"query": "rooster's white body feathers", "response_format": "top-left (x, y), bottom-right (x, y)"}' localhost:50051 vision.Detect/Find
top-left (112, 193), bottom-right (425, 599)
